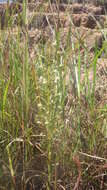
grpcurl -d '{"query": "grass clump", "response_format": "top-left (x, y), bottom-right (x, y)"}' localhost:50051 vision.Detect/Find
top-left (0, 1), bottom-right (106, 189)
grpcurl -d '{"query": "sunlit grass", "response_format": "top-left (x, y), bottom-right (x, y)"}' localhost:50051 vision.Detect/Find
top-left (0, 0), bottom-right (106, 189)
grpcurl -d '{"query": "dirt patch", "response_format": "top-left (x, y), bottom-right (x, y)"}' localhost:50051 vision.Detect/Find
top-left (81, 15), bottom-right (95, 28)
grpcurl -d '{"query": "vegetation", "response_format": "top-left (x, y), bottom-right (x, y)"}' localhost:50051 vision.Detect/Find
top-left (0, 0), bottom-right (106, 189)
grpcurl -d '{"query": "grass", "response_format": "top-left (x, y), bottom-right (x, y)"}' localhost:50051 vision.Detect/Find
top-left (0, 0), bottom-right (107, 189)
